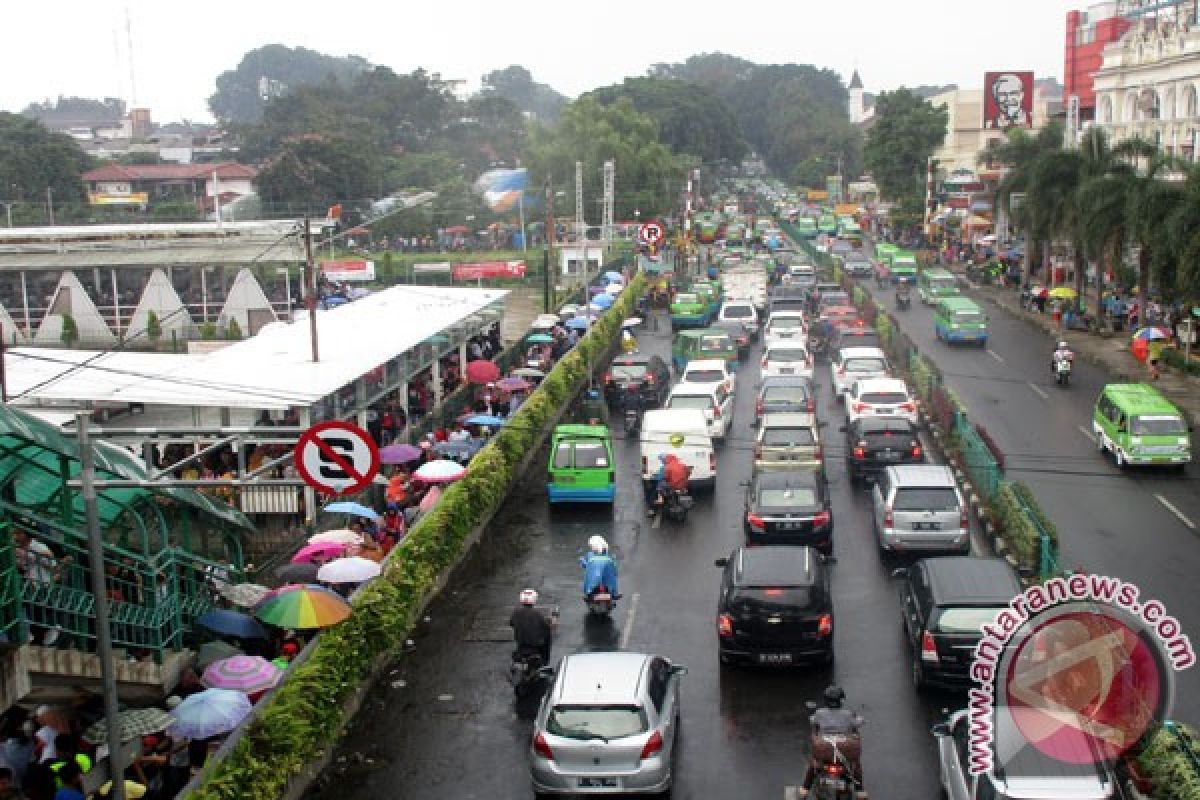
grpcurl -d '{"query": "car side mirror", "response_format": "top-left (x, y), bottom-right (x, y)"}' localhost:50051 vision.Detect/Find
top-left (714, 558), bottom-right (729, 568)
top-left (930, 723), bottom-right (950, 737)
top-left (805, 700), bottom-right (818, 712)
top-left (890, 567), bottom-right (907, 579)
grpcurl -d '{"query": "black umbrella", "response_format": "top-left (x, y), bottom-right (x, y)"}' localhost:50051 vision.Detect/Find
top-left (275, 562), bottom-right (320, 584)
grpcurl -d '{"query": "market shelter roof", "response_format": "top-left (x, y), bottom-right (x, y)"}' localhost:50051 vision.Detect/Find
top-left (4, 285), bottom-right (508, 411)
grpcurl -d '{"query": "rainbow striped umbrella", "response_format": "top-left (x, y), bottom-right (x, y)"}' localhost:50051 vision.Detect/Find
top-left (254, 584), bottom-right (352, 630)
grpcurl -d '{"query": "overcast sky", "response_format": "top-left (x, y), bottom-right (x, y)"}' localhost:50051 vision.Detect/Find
top-left (5, 0), bottom-right (1085, 123)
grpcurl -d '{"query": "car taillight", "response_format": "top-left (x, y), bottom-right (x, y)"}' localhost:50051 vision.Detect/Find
top-left (533, 732), bottom-right (555, 760)
top-left (603, 372), bottom-right (612, 384)
top-left (747, 512), bottom-right (766, 531)
top-left (921, 630), bottom-right (939, 663)
top-left (825, 762), bottom-right (843, 776)
top-left (818, 613), bottom-right (833, 636)
top-left (712, 404), bottom-right (721, 419)
top-left (899, 401), bottom-right (916, 412)
top-left (640, 730), bottom-right (664, 760)
top-left (912, 444), bottom-right (922, 458)
top-left (645, 373), bottom-right (656, 384)
top-left (813, 510), bottom-right (831, 528)
top-left (717, 613), bottom-right (734, 637)
top-left (852, 445), bottom-right (866, 459)
top-left (884, 505), bottom-right (893, 527)
top-left (753, 444), bottom-right (762, 459)
top-left (709, 452), bottom-right (716, 473)
top-left (761, 356), bottom-right (768, 369)
top-left (807, 397), bottom-right (816, 413)
top-left (641, 456), bottom-right (647, 475)
top-left (756, 399), bottom-right (764, 415)
top-left (852, 402), bottom-right (868, 413)
top-left (961, 506), bottom-right (970, 529)
top-left (837, 366), bottom-right (846, 376)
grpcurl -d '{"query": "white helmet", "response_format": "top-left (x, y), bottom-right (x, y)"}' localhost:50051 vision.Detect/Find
top-left (1058, 341), bottom-right (1069, 349)
top-left (519, 588), bottom-right (538, 606)
top-left (588, 535), bottom-right (609, 554)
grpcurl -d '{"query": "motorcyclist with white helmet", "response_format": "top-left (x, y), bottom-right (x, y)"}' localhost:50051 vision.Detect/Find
top-left (1052, 339), bottom-right (1074, 374)
top-left (510, 588), bottom-right (555, 665)
top-left (580, 536), bottom-right (620, 601)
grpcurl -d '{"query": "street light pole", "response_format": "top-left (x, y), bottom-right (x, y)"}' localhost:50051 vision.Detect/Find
top-left (46, 188), bottom-right (55, 226)
top-left (76, 412), bottom-right (127, 800)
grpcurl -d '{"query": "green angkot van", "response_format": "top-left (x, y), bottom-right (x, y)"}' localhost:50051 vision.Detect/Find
top-left (690, 281), bottom-right (722, 317)
top-left (670, 292), bottom-right (710, 330)
top-left (1092, 383), bottom-right (1191, 468)
top-left (933, 297), bottom-right (988, 346)
top-left (918, 268), bottom-right (960, 305)
top-left (547, 424), bottom-right (616, 503)
top-left (887, 251), bottom-right (919, 285)
top-left (672, 328), bottom-right (738, 372)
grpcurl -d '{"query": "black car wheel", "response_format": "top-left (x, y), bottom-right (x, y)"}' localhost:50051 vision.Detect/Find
top-left (912, 657), bottom-right (928, 691)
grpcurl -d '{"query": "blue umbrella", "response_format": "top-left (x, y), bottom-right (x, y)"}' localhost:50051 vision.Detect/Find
top-left (323, 501), bottom-right (381, 520)
top-left (168, 689), bottom-right (253, 740)
top-left (604, 271), bottom-right (624, 283)
top-left (591, 294), bottom-right (615, 309)
top-left (464, 415), bottom-right (506, 427)
top-left (566, 317), bottom-right (590, 330)
top-left (195, 609), bottom-right (269, 640)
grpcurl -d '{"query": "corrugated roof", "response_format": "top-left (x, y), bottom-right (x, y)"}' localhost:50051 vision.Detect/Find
top-left (83, 161), bottom-right (257, 182)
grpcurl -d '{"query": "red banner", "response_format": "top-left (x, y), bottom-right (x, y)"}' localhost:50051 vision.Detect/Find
top-left (451, 261), bottom-right (526, 280)
top-left (319, 259), bottom-right (375, 281)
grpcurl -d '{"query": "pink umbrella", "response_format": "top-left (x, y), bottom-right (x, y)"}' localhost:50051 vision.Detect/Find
top-left (496, 377), bottom-right (530, 392)
top-left (291, 541), bottom-right (348, 564)
top-left (414, 459), bottom-right (467, 483)
top-left (465, 360), bottom-right (500, 384)
top-left (202, 655), bottom-right (281, 694)
top-left (419, 485), bottom-right (443, 512)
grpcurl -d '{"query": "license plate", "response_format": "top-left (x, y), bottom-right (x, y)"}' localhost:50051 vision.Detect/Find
top-left (878, 451), bottom-right (900, 461)
top-left (875, 407), bottom-right (893, 414)
top-left (757, 653), bottom-right (793, 665)
top-left (579, 777), bottom-right (619, 788)
top-left (778, 522), bottom-right (799, 531)
top-left (913, 522), bottom-right (942, 531)
top-left (780, 368), bottom-right (794, 374)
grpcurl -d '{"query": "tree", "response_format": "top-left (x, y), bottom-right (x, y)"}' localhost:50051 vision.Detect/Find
top-left (22, 96), bottom-right (126, 126)
top-left (0, 113), bottom-right (91, 213)
top-left (209, 45), bottom-right (370, 125)
top-left (865, 90), bottom-right (948, 211)
top-left (586, 77), bottom-right (746, 164)
top-left (225, 318), bottom-right (243, 340)
top-left (254, 133), bottom-right (379, 211)
top-left (1123, 148), bottom-right (1184, 300)
top-left (481, 65), bottom-right (567, 123)
top-left (60, 314), bottom-right (78, 347)
top-left (145, 310), bottom-right (163, 342)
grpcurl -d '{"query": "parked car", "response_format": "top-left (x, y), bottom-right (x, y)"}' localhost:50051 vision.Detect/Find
top-left (754, 412), bottom-right (822, 472)
top-left (829, 346), bottom-right (891, 400)
top-left (603, 353), bottom-right (670, 409)
top-left (843, 416), bottom-right (923, 485)
top-left (761, 342), bottom-right (814, 380)
top-left (933, 709), bottom-right (1119, 800)
top-left (530, 652), bottom-right (687, 795)
top-left (743, 469), bottom-right (833, 552)
top-left (872, 465), bottom-right (968, 555)
top-left (715, 545), bottom-right (835, 667)
top-left (754, 376), bottom-right (816, 426)
top-left (846, 378), bottom-right (918, 426)
top-left (897, 557), bottom-right (1020, 690)
top-left (666, 382), bottom-right (735, 441)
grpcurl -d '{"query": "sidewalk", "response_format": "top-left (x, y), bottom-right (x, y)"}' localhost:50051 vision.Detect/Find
top-left (968, 280), bottom-right (1200, 425)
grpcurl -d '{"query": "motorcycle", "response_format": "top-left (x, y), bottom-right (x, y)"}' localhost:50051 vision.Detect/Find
top-left (509, 651), bottom-right (546, 698)
top-left (662, 487), bottom-right (694, 523)
top-left (585, 586), bottom-right (616, 617)
top-left (804, 701), bottom-right (867, 800)
top-left (1054, 356), bottom-right (1073, 386)
top-left (624, 403), bottom-right (642, 435)
top-left (895, 288), bottom-right (911, 311)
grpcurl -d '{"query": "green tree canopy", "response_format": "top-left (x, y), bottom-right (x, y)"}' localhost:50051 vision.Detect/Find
top-left (209, 44), bottom-right (371, 125)
top-left (481, 65), bottom-right (567, 123)
top-left (585, 77), bottom-right (745, 164)
top-left (864, 89), bottom-right (948, 205)
top-left (0, 113), bottom-right (90, 205)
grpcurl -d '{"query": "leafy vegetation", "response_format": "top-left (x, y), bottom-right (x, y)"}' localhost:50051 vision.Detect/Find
top-left (0, 113), bottom-right (90, 209)
top-left (481, 65), bottom-right (567, 123)
top-left (864, 89), bottom-right (948, 216)
top-left (1137, 723), bottom-right (1200, 799)
top-left (209, 45), bottom-right (371, 125)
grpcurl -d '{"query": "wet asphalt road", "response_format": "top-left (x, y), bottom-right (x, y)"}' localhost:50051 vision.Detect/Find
top-left (307, 306), bottom-right (954, 800)
top-left (865, 278), bottom-right (1200, 722)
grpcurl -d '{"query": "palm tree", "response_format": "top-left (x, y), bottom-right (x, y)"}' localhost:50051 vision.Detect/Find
top-left (979, 122), bottom-right (1063, 287)
top-left (1165, 164), bottom-right (1200, 297)
top-left (1126, 151), bottom-right (1186, 304)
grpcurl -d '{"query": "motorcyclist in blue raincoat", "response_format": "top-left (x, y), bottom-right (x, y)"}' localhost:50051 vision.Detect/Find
top-left (580, 535), bottom-right (619, 599)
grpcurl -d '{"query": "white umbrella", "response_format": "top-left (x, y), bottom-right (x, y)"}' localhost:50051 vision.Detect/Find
top-left (414, 459), bottom-right (468, 483)
top-left (622, 317), bottom-right (643, 328)
top-left (317, 556), bottom-right (382, 585)
top-left (218, 583), bottom-right (271, 608)
top-left (308, 529), bottom-right (365, 546)
top-left (605, 282), bottom-right (624, 295)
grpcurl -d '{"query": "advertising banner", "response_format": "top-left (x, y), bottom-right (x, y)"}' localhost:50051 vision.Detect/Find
top-left (412, 261), bottom-right (452, 274)
top-left (319, 259), bottom-right (376, 281)
top-left (983, 71), bottom-right (1035, 129)
top-left (451, 261), bottom-right (527, 281)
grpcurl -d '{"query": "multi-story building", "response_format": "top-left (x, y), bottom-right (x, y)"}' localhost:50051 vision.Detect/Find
top-left (1065, 2), bottom-right (1134, 122)
top-left (930, 85), bottom-right (1063, 174)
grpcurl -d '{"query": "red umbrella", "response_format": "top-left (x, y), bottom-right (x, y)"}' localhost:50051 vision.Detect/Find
top-left (444, 225), bottom-right (469, 235)
top-left (465, 360), bottom-right (500, 384)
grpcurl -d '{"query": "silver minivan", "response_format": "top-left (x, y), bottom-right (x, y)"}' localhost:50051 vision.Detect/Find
top-left (871, 465), bottom-right (969, 555)
top-left (530, 652), bottom-right (687, 795)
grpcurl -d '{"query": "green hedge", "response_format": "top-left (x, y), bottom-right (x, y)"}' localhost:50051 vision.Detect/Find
top-left (188, 273), bottom-right (647, 800)
top-left (1138, 723), bottom-right (1200, 799)
top-left (987, 480), bottom-right (1059, 574)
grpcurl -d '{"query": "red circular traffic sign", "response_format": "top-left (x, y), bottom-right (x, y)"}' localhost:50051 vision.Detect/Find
top-left (294, 421), bottom-right (380, 496)
top-left (639, 222), bottom-right (664, 245)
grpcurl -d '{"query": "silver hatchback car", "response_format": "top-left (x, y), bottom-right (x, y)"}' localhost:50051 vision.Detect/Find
top-left (530, 652), bottom-right (686, 796)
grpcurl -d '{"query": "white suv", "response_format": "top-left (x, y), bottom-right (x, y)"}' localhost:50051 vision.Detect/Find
top-left (830, 346), bottom-right (891, 401)
top-left (680, 358), bottom-right (736, 397)
top-left (763, 311), bottom-right (807, 344)
top-left (761, 342), bottom-right (813, 381)
top-left (666, 382), bottom-right (735, 441)
top-left (845, 378), bottom-right (918, 425)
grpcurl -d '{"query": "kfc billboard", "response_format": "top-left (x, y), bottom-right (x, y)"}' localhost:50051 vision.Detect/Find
top-left (983, 72), bottom-right (1034, 130)
top-left (451, 261), bottom-right (527, 281)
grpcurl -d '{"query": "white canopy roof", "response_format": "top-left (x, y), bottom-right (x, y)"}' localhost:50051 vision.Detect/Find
top-left (5, 285), bottom-right (507, 411)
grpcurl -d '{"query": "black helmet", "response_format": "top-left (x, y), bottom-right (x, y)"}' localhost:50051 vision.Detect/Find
top-left (823, 685), bottom-right (845, 709)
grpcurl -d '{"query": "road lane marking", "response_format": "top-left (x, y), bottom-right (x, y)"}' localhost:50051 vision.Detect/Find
top-left (651, 512), bottom-right (662, 530)
top-left (620, 592), bottom-right (641, 649)
top-left (1155, 494), bottom-right (1197, 531)
top-left (1078, 426), bottom-right (1096, 443)
top-left (987, 349), bottom-right (1006, 364)
top-left (1028, 382), bottom-right (1049, 400)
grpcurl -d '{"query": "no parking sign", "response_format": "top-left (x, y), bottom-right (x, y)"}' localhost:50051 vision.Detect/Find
top-left (294, 421), bottom-right (380, 496)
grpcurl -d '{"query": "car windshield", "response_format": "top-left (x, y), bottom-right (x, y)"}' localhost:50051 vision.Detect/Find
top-left (954, 311), bottom-right (985, 324)
top-left (935, 608), bottom-right (1003, 634)
top-left (546, 706), bottom-right (647, 741)
top-left (770, 317), bottom-right (804, 329)
top-left (723, 306), bottom-right (753, 318)
top-left (769, 349), bottom-right (808, 362)
top-left (763, 428), bottom-right (815, 446)
top-left (860, 391), bottom-right (909, 404)
top-left (573, 441), bottom-right (610, 469)
top-left (701, 336), bottom-right (733, 350)
top-left (764, 386), bottom-right (809, 404)
top-left (610, 364), bottom-right (647, 380)
top-left (893, 488), bottom-right (959, 511)
top-left (845, 358), bottom-right (887, 373)
top-left (759, 487), bottom-right (819, 507)
top-left (668, 395), bottom-right (714, 411)
top-left (930, 278), bottom-right (957, 290)
top-left (685, 369), bottom-right (724, 383)
top-left (675, 294), bottom-right (699, 304)
top-left (1132, 415), bottom-right (1188, 435)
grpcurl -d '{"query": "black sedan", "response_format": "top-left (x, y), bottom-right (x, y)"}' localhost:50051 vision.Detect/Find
top-left (842, 416), bottom-right (924, 485)
top-left (715, 545), bottom-right (835, 667)
top-left (743, 469), bottom-right (833, 553)
top-left (603, 353), bottom-right (670, 409)
top-left (709, 319), bottom-right (753, 360)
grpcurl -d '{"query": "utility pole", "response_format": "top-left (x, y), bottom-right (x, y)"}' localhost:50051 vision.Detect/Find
top-left (46, 188), bottom-right (55, 226)
top-left (77, 412), bottom-right (127, 800)
top-left (575, 161), bottom-right (586, 287)
top-left (302, 216), bottom-right (320, 362)
top-left (543, 179), bottom-right (554, 313)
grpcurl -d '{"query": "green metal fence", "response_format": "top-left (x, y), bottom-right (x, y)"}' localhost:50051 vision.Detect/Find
top-left (0, 523), bottom-right (25, 644)
top-left (954, 413), bottom-right (1003, 502)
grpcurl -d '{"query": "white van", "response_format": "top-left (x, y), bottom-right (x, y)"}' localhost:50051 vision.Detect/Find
top-left (639, 409), bottom-right (716, 496)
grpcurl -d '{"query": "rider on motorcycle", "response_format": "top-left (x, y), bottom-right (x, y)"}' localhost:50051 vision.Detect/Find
top-left (580, 536), bottom-right (619, 601)
top-left (1052, 340), bottom-right (1074, 374)
top-left (510, 589), bottom-right (555, 666)
top-left (621, 329), bottom-right (639, 354)
top-left (647, 453), bottom-right (690, 517)
top-left (800, 686), bottom-right (864, 796)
